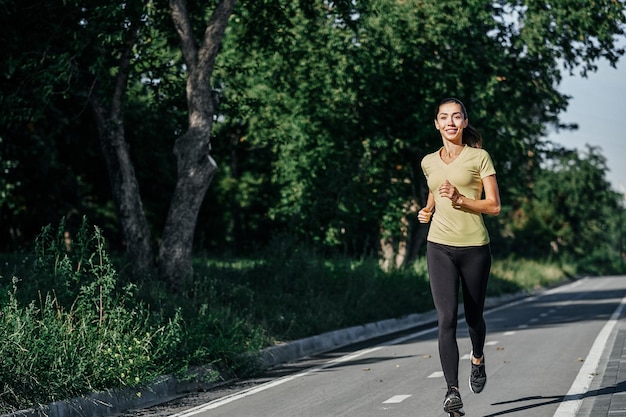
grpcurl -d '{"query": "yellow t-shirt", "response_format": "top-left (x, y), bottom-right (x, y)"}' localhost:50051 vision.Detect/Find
top-left (421, 145), bottom-right (496, 247)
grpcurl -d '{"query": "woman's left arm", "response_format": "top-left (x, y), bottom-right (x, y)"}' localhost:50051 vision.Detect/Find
top-left (441, 175), bottom-right (501, 216)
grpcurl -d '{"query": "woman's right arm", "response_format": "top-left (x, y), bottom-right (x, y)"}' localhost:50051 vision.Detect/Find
top-left (418, 190), bottom-right (435, 223)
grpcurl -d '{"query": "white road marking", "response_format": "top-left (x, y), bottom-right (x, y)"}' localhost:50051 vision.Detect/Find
top-left (428, 371), bottom-right (444, 378)
top-left (552, 294), bottom-right (626, 417)
top-left (169, 345), bottom-right (384, 416)
top-left (485, 340), bottom-right (499, 346)
top-left (171, 325), bottom-right (443, 416)
top-left (383, 395), bottom-right (412, 403)
top-left (504, 331), bottom-right (516, 336)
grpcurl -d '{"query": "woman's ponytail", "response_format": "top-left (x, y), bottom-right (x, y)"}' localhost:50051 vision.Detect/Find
top-left (462, 124), bottom-right (483, 148)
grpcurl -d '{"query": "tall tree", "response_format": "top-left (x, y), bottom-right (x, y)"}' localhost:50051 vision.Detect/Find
top-left (158, 0), bottom-right (237, 285)
top-left (90, 0), bottom-right (238, 285)
top-left (0, 0), bottom-right (238, 287)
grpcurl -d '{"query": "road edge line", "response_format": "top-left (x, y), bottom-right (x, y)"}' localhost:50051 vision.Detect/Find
top-left (552, 294), bottom-right (626, 417)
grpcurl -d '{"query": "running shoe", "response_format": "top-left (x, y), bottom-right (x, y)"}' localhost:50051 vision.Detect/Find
top-left (469, 352), bottom-right (487, 394)
top-left (443, 386), bottom-right (463, 413)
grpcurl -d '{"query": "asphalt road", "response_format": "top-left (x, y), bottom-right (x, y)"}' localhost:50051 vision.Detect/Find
top-left (142, 275), bottom-right (626, 417)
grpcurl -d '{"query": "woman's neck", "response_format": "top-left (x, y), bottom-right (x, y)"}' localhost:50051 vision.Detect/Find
top-left (442, 142), bottom-right (464, 158)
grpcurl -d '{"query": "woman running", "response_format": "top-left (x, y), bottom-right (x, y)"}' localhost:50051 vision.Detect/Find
top-left (418, 97), bottom-right (501, 415)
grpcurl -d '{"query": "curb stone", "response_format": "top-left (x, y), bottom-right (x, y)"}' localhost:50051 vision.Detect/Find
top-left (3, 290), bottom-right (531, 417)
top-left (2, 366), bottom-right (226, 417)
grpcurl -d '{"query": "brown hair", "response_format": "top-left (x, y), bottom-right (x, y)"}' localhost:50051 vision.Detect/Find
top-left (436, 97), bottom-right (483, 148)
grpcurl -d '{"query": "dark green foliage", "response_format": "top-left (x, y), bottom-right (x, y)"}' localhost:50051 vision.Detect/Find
top-left (208, 0), bottom-right (626, 272)
top-left (502, 145), bottom-right (626, 274)
top-left (1, 0), bottom-right (625, 273)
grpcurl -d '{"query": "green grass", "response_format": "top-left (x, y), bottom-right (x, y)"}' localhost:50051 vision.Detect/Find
top-left (0, 220), bottom-right (572, 413)
top-left (490, 256), bottom-right (575, 295)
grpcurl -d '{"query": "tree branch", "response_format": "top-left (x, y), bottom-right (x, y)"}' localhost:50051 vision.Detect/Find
top-left (197, 0), bottom-right (238, 77)
top-left (169, 0), bottom-right (199, 71)
top-left (111, 29), bottom-right (139, 117)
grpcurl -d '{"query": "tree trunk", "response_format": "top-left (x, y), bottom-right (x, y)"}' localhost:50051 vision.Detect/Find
top-left (91, 93), bottom-right (156, 277)
top-left (88, 26), bottom-right (156, 278)
top-left (158, 127), bottom-right (218, 287)
top-left (401, 189), bottom-right (430, 268)
top-left (402, 216), bottom-right (428, 267)
top-left (158, 0), bottom-right (237, 289)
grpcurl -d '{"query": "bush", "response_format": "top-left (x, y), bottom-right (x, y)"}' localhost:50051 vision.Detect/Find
top-left (0, 218), bottom-right (186, 413)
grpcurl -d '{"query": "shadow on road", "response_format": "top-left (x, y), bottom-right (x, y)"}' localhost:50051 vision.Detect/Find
top-left (483, 380), bottom-right (626, 416)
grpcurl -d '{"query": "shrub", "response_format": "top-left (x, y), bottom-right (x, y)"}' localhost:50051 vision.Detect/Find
top-left (0, 218), bottom-right (184, 413)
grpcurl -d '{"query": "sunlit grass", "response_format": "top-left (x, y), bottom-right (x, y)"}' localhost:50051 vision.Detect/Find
top-left (490, 256), bottom-right (573, 295)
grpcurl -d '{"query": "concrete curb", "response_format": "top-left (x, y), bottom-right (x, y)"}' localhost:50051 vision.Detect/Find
top-left (4, 290), bottom-right (531, 417)
top-left (3, 367), bottom-right (225, 417)
top-left (257, 309), bottom-right (439, 368)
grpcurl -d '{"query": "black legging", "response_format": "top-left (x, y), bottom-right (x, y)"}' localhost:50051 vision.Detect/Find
top-left (427, 241), bottom-right (491, 389)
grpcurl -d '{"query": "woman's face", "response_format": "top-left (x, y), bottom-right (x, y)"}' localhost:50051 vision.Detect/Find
top-left (434, 102), bottom-right (468, 142)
